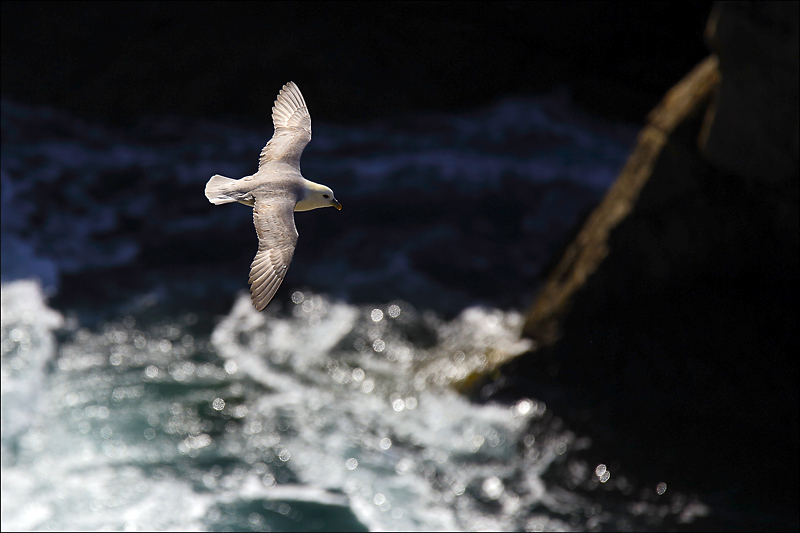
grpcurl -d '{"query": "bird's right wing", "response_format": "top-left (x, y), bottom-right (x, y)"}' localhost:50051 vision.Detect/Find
top-left (249, 196), bottom-right (299, 311)
top-left (258, 82), bottom-right (312, 171)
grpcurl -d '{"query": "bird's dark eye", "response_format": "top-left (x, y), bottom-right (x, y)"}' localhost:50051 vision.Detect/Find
top-left (323, 194), bottom-right (330, 199)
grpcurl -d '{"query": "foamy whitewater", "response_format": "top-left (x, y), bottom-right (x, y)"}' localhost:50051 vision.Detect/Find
top-left (1, 94), bottom-right (711, 531)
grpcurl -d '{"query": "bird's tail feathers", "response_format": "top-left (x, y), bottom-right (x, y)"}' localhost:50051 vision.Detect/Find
top-left (205, 175), bottom-right (238, 205)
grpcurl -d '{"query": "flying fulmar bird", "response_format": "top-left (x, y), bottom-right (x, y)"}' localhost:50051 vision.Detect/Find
top-left (205, 82), bottom-right (342, 311)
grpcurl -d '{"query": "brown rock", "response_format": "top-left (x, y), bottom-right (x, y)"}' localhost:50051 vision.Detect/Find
top-left (522, 55), bottom-right (722, 346)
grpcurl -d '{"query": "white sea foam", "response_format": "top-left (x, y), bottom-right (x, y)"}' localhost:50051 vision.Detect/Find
top-left (0, 283), bottom-right (558, 531)
top-left (0, 280), bottom-right (712, 531)
top-left (1, 280), bottom-right (63, 459)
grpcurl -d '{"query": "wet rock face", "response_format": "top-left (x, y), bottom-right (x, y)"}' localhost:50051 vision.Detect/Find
top-left (516, 1), bottom-right (799, 522)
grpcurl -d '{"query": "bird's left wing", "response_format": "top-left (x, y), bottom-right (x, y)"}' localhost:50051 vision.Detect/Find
top-left (258, 82), bottom-right (312, 171)
top-left (249, 196), bottom-right (299, 311)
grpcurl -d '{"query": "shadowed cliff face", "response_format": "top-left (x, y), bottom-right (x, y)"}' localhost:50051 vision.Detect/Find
top-left (505, 2), bottom-right (799, 528)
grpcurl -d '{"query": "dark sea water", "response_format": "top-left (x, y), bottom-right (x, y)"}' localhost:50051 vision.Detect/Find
top-left (2, 94), bottom-right (722, 531)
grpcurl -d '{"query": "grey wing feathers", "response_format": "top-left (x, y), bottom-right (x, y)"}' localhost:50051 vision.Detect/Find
top-left (249, 197), bottom-right (299, 311)
top-left (258, 82), bottom-right (312, 170)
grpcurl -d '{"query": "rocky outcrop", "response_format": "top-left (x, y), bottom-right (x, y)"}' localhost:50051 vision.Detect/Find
top-left (521, 55), bottom-right (722, 348)
top-left (507, 0), bottom-right (798, 522)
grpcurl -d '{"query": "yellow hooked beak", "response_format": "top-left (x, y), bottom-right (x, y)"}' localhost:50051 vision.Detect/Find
top-left (333, 200), bottom-right (342, 210)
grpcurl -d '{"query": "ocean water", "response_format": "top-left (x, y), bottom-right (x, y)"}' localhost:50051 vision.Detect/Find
top-left (1, 94), bottom-right (713, 531)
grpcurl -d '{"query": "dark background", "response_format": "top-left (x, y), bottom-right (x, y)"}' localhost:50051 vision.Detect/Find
top-left (2, 1), bottom-right (713, 129)
top-left (10, 2), bottom-right (797, 531)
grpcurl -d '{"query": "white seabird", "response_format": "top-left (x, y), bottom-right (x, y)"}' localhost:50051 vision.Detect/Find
top-left (205, 81), bottom-right (342, 311)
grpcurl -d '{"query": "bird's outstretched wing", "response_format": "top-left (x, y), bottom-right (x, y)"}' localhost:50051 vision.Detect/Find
top-left (258, 82), bottom-right (312, 171)
top-left (249, 196), bottom-right (299, 311)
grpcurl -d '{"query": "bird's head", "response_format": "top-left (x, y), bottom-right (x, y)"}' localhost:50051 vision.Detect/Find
top-left (295, 182), bottom-right (342, 212)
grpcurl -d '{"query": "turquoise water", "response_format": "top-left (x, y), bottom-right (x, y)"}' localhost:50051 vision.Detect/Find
top-left (2, 280), bottom-right (711, 531)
